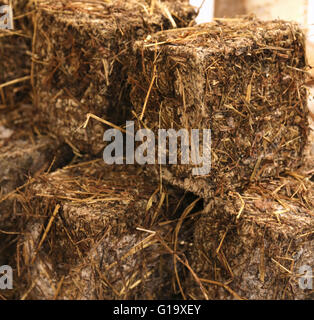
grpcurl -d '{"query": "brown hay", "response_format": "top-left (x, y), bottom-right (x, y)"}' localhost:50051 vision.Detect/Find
top-left (0, 131), bottom-right (73, 301)
top-left (33, 0), bottom-right (196, 155)
top-left (129, 17), bottom-right (309, 199)
top-left (17, 160), bottom-right (199, 299)
top-left (0, 0), bottom-right (34, 110)
top-left (0, 3), bottom-right (312, 301)
top-left (185, 171), bottom-right (313, 299)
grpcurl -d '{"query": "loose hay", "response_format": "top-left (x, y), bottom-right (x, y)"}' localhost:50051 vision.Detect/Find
top-left (185, 172), bottom-right (313, 300)
top-left (34, 0), bottom-right (196, 155)
top-left (19, 160), bottom-right (198, 299)
top-left (129, 17), bottom-right (309, 198)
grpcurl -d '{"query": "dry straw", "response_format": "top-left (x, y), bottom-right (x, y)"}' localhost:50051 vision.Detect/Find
top-left (0, 132), bottom-right (72, 297)
top-left (0, 1), bottom-right (312, 301)
top-left (18, 160), bottom-right (201, 299)
top-left (0, 0), bottom-right (34, 110)
top-left (33, 0), bottom-right (196, 155)
top-left (186, 171), bottom-right (313, 299)
top-left (129, 17), bottom-right (310, 198)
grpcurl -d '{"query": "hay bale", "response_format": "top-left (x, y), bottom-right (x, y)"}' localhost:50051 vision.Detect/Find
top-left (0, 0), bottom-right (33, 108)
top-left (0, 132), bottom-right (73, 270)
top-left (34, 0), bottom-right (196, 155)
top-left (20, 160), bottom-right (195, 299)
top-left (185, 173), bottom-right (313, 300)
top-left (129, 18), bottom-right (309, 198)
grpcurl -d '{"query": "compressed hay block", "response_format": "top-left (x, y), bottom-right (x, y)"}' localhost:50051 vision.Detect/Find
top-left (20, 161), bottom-right (193, 299)
top-left (34, 0), bottom-right (196, 155)
top-left (0, 0), bottom-right (33, 108)
top-left (185, 173), bottom-right (314, 300)
top-left (129, 18), bottom-right (309, 198)
top-left (0, 132), bottom-right (72, 267)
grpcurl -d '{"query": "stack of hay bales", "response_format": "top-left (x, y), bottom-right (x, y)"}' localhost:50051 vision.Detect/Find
top-left (0, 0), bottom-right (73, 281)
top-left (0, 0), bottom-right (312, 300)
top-left (128, 17), bottom-right (313, 299)
top-left (29, 16), bottom-right (314, 299)
top-left (0, 0), bottom-right (199, 300)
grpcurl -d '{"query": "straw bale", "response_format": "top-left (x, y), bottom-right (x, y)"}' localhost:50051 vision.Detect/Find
top-left (20, 160), bottom-right (195, 299)
top-left (34, 0), bottom-right (196, 155)
top-left (0, 132), bottom-right (73, 268)
top-left (129, 17), bottom-right (309, 198)
top-left (185, 172), bottom-right (313, 299)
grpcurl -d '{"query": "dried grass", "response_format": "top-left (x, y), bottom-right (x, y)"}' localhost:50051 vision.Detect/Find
top-left (129, 17), bottom-right (309, 198)
top-left (33, 0), bottom-right (196, 155)
top-left (0, 0), bottom-right (34, 111)
top-left (186, 170), bottom-right (313, 299)
top-left (0, 3), bottom-right (312, 301)
top-left (17, 160), bottom-right (200, 299)
top-left (0, 131), bottom-right (73, 300)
